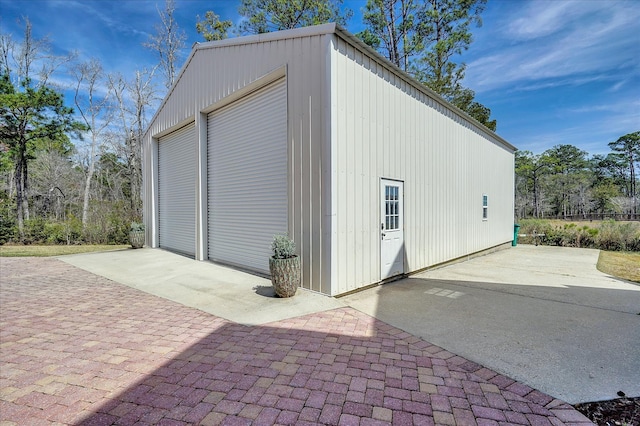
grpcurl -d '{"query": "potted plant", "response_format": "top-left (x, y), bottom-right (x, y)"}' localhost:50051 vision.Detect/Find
top-left (129, 222), bottom-right (145, 249)
top-left (269, 234), bottom-right (300, 298)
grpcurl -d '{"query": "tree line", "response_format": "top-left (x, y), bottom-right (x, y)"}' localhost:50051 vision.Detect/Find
top-left (0, 18), bottom-right (155, 244)
top-left (515, 131), bottom-right (639, 221)
top-left (1, 0), bottom-right (497, 245)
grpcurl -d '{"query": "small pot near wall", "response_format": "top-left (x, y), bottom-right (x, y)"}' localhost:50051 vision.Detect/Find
top-left (269, 234), bottom-right (300, 298)
top-left (129, 222), bottom-right (145, 249)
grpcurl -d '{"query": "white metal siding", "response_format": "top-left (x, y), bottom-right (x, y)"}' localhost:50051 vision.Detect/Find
top-left (207, 78), bottom-right (288, 274)
top-left (143, 29), bottom-right (331, 293)
top-left (143, 24), bottom-right (515, 296)
top-left (330, 37), bottom-right (515, 295)
top-left (158, 124), bottom-right (196, 256)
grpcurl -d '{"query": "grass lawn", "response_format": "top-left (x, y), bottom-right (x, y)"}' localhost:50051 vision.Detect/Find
top-left (0, 244), bottom-right (130, 257)
top-left (597, 251), bottom-right (640, 283)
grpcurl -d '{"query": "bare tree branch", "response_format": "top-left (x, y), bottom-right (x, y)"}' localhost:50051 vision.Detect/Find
top-left (143, 0), bottom-right (186, 90)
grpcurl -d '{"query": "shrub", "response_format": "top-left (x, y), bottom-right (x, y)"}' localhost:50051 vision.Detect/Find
top-left (1, 196), bottom-right (137, 245)
top-left (518, 218), bottom-right (640, 252)
top-left (105, 214), bottom-right (129, 245)
top-left (23, 217), bottom-right (47, 243)
top-left (15, 216), bottom-right (82, 245)
top-left (271, 234), bottom-right (296, 259)
top-left (82, 222), bottom-right (104, 244)
top-left (576, 226), bottom-right (597, 248)
top-left (518, 219), bottom-right (554, 246)
top-left (0, 195), bottom-right (15, 245)
top-left (615, 222), bottom-right (640, 251)
top-left (43, 218), bottom-right (82, 245)
top-left (81, 203), bottom-right (133, 245)
top-left (596, 220), bottom-right (623, 251)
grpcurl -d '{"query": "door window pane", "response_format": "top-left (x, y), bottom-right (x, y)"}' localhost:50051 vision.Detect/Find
top-left (385, 185), bottom-right (400, 230)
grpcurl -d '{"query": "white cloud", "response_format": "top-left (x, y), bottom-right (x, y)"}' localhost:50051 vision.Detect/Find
top-left (510, 98), bottom-right (640, 155)
top-left (567, 104), bottom-right (618, 114)
top-left (51, 0), bottom-right (151, 38)
top-left (609, 80), bottom-right (626, 92)
top-left (507, 0), bottom-right (579, 40)
top-left (465, 0), bottom-right (640, 92)
top-left (507, 74), bottom-right (615, 92)
top-left (566, 96), bottom-right (640, 115)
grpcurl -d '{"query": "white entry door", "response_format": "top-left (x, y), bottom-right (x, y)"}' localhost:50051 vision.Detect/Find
top-left (380, 179), bottom-right (404, 279)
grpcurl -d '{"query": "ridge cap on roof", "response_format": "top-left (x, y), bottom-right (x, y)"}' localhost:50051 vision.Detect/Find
top-left (195, 22), bottom-right (338, 51)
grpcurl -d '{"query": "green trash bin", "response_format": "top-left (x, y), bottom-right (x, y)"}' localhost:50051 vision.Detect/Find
top-left (513, 224), bottom-right (521, 246)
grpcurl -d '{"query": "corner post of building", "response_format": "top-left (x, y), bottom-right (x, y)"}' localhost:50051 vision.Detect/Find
top-left (149, 135), bottom-right (160, 248)
top-left (195, 111), bottom-right (208, 261)
top-left (324, 33), bottom-right (338, 296)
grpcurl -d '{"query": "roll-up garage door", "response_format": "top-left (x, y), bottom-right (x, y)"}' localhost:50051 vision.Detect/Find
top-left (158, 123), bottom-right (196, 257)
top-left (207, 78), bottom-right (287, 273)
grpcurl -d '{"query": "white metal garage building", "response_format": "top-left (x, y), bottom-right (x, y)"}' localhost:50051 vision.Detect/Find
top-left (142, 23), bottom-right (516, 296)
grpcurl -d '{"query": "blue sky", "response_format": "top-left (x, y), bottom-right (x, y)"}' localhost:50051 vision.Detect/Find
top-left (1, 0), bottom-right (638, 156)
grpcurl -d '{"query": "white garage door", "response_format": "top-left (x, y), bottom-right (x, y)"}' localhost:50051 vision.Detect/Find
top-left (158, 123), bottom-right (196, 257)
top-left (207, 78), bottom-right (288, 273)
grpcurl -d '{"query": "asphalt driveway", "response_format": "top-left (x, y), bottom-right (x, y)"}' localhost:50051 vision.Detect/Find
top-left (342, 245), bottom-right (640, 404)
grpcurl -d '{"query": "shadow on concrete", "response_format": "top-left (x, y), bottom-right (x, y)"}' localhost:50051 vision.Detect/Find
top-left (252, 285), bottom-right (276, 298)
top-left (350, 274), bottom-right (640, 404)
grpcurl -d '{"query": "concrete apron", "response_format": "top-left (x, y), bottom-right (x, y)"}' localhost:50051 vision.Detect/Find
top-left (342, 244), bottom-right (640, 405)
top-left (59, 248), bottom-right (345, 326)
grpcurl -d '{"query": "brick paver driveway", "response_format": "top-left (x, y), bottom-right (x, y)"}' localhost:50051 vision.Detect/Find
top-left (1, 258), bottom-right (592, 425)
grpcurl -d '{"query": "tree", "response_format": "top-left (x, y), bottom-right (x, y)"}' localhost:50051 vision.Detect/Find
top-left (515, 150), bottom-right (550, 218)
top-left (414, 0), bottom-right (495, 129)
top-left (108, 68), bottom-right (157, 218)
top-left (237, 0), bottom-right (352, 34)
top-left (143, 0), bottom-right (186, 90)
top-left (196, 11), bottom-right (233, 41)
top-left (543, 145), bottom-right (588, 219)
top-left (358, 0), bottom-right (496, 130)
top-left (72, 59), bottom-right (112, 227)
top-left (450, 87), bottom-right (495, 131)
top-left (590, 153), bottom-right (628, 197)
top-left (358, 0), bottom-right (422, 72)
top-left (29, 150), bottom-right (81, 222)
top-left (0, 74), bottom-right (85, 236)
top-left (590, 182), bottom-right (619, 215)
top-left (411, 0), bottom-right (485, 95)
top-left (1, 18), bottom-right (73, 89)
top-left (94, 151), bottom-right (129, 203)
top-left (608, 131), bottom-right (639, 213)
top-left (0, 20), bottom-right (84, 236)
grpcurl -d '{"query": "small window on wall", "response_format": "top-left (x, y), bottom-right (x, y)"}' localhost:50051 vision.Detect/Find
top-left (482, 194), bottom-right (488, 220)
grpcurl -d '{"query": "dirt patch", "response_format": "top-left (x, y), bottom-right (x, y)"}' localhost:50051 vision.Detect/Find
top-left (575, 396), bottom-right (639, 425)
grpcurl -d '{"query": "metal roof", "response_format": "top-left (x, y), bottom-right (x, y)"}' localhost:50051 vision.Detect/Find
top-left (145, 23), bottom-right (516, 152)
